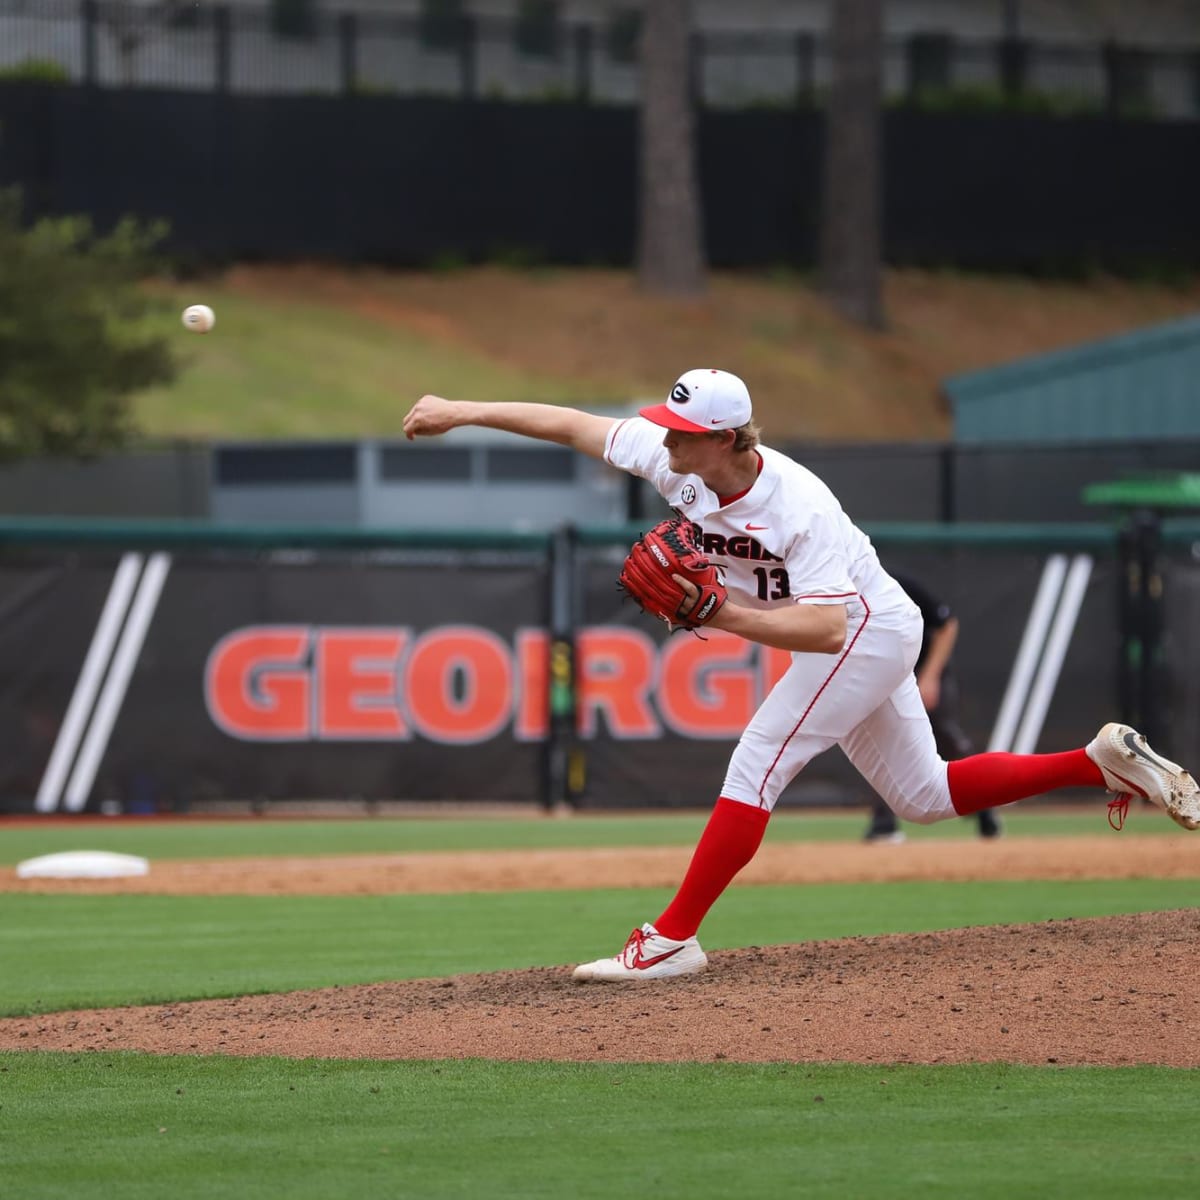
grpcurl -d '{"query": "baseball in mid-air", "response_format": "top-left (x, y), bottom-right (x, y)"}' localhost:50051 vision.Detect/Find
top-left (181, 304), bottom-right (215, 334)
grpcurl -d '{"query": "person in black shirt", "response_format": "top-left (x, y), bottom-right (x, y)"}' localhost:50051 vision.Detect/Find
top-left (863, 572), bottom-right (1001, 842)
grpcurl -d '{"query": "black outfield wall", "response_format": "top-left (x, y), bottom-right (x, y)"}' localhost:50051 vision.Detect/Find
top-left (2, 84), bottom-right (1198, 271)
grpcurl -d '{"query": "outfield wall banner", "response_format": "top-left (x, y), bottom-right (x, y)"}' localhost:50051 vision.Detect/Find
top-left (4, 541), bottom-right (1191, 815)
top-left (0, 549), bottom-right (551, 813)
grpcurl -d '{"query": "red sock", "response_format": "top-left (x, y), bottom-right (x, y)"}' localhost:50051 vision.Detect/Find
top-left (948, 748), bottom-right (1104, 816)
top-left (654, 797), bottom-right (769, 941)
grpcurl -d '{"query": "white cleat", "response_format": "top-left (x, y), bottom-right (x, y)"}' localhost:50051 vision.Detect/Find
top-left (1086, 723), bottom-right (1200, 831)
top-left (572, 923), bottom-right (708, 982)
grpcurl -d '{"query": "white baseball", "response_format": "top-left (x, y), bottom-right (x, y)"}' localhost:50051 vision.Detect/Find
top-left (182, 304), bottom-right (215, 334)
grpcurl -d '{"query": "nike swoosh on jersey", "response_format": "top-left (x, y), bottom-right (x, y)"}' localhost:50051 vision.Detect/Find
top-left (745, 523), bottom-right (768, 531)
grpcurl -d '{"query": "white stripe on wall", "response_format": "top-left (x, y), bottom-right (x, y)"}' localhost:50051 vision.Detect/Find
top-left (987, 554), bottom-right (1068, 753)
top-left (34, 554), bottom-right (143, 813)
top-left (1012, 554), bottom-right (1094, 755)
top-left (63, 553), bottom-right (172, 813)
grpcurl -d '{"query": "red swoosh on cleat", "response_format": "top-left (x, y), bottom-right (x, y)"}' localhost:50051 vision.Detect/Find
top-left (631, 945), bottom-right (686, 969)
top-left (1107, 768), bottom-right (1148, 798)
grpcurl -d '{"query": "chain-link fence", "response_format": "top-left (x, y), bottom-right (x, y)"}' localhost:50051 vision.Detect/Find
top-left (2, 1), bottom-right (1197, 117)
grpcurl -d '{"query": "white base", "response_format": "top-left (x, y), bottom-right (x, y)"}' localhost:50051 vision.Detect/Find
top-left (16, 851), bottom-right (150, 880)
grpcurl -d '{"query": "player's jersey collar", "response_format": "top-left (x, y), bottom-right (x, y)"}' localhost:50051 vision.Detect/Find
top-left (716, 451), bottom-right (764, 508)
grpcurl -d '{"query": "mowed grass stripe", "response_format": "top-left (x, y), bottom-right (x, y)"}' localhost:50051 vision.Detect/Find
top-left (0, 878), bottom-right (1194, 1015)
top-left (1, 1052), bottom-right (1196, 1200)
top-left (0, 808), bottom-right (1161, 865)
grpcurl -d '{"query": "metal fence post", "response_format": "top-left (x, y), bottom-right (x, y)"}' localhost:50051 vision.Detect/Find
top-left (1116, 520), bottom-right (1138, 728)
top-left (214, 5), bottom-right (232, 93)
top-left (689, 30), bottom-right (705, 108)
top-left (1103, 40), bottom-right (1121, 116)
top-left (906, 32), bottom-right (954, 97)
top-left (938, 444), bottom-right (957, 523)
top-left (1132, 509), bottom-right (1165, 748)
top-left (338, 12), bottom-right (358, 95)
top-left (572, 23), bottom-right (593, 103)
top-left (1002, 0), bottom-right (1022, 39)
top-left (625, 474), bottom-right (646, 523)
top-left (998, 36), bottom-right (1028, 97)
top-left (795, 31), bottom-right (816, 107)
top-left (81, 0), bottom-right (98, 87)
top-left (545, 524), bottom-right (583, 812)
top-left (1116, 509), bottom-right (1164, 743)
top-left (1103, 41), bottom-right (1150, 117)
top-left (459, 14), bottom-right (477, 98)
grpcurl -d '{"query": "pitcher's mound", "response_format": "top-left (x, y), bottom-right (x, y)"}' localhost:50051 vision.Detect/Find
top-left (1, 910), bottom-right (1194, 1068)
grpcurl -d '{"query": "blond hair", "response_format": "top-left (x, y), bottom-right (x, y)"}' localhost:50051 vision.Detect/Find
top-left (723, 420), bottom-right (760, 453)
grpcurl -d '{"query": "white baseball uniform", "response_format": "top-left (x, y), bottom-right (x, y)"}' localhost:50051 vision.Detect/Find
top-left (605, 416), bottom-right (957, 822)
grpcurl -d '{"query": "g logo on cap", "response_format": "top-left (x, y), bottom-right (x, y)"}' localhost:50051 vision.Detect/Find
top-left (670, 382), bottom-right (692, 404)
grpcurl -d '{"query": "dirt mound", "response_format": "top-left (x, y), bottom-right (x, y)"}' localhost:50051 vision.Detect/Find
top-left (3, 910), bottom-right (1195, 1067)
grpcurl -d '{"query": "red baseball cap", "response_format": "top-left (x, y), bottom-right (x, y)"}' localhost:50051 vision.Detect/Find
top-left (639, 368), bottom-right (753, 433)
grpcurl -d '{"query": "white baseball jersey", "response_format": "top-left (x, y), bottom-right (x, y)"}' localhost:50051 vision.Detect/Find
top-left (604, 417), bottom-right (955, 821)
top-left (605, 417), bottom-right (914, 621)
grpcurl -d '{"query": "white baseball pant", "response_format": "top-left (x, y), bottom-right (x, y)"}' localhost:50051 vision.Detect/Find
top-left (721, 602), bottom-right (956, 823)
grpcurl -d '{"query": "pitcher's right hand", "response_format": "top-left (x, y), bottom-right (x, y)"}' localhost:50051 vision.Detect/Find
top-left (403, 394), bottom-right (464, 440)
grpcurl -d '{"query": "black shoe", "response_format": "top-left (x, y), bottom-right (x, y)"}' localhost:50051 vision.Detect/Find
top-left (863, 822), bottom-right (905, 845)
top-left (977, 809), bottom-right (1002, 839)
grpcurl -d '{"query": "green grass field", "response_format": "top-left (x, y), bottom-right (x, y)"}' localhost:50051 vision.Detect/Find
top-left (3, 1054), bottom-right (1194, 1200)
top-left (135, 280), bottom-right (624, 440)
top-left (0, 807), bottom-right (1172, 865)
top-left (130, 266), bottom-right (1200, 442)
top-left (2, 814), bottom-right (1196, 1198)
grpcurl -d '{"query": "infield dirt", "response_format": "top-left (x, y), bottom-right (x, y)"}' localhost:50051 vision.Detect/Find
top-left (2, 835), bottom-right (1196, 1067)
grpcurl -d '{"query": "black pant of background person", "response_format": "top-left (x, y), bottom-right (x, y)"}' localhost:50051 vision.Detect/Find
top-left (863, 674), bottom-right (1002, 841)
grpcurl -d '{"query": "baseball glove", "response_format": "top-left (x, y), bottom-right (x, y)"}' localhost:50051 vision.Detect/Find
top-left (619, 517), bottom-right (727, 632)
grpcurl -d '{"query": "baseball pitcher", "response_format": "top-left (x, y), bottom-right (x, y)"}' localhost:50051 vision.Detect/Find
top-left (403, 368), bottom-right (1199, 982)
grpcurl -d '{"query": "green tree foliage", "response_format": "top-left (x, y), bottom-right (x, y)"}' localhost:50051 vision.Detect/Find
top-left (0, 192), bottom-right (177, 459)
top-left (0, 59), bottom-right (71, 84)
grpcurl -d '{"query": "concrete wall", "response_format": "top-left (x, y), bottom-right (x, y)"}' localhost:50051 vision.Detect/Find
top-left (0, 445), bottom-right (210, 519)
top-left (4, 437), bottom-right (1199, 527)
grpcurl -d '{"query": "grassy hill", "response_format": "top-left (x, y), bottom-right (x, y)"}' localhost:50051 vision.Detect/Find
top-left (136, 265), bottom-right (1200, 443)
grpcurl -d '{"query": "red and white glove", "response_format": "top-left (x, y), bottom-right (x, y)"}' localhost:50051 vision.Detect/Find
top-left (618, 517), bottom-right (727, 631)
